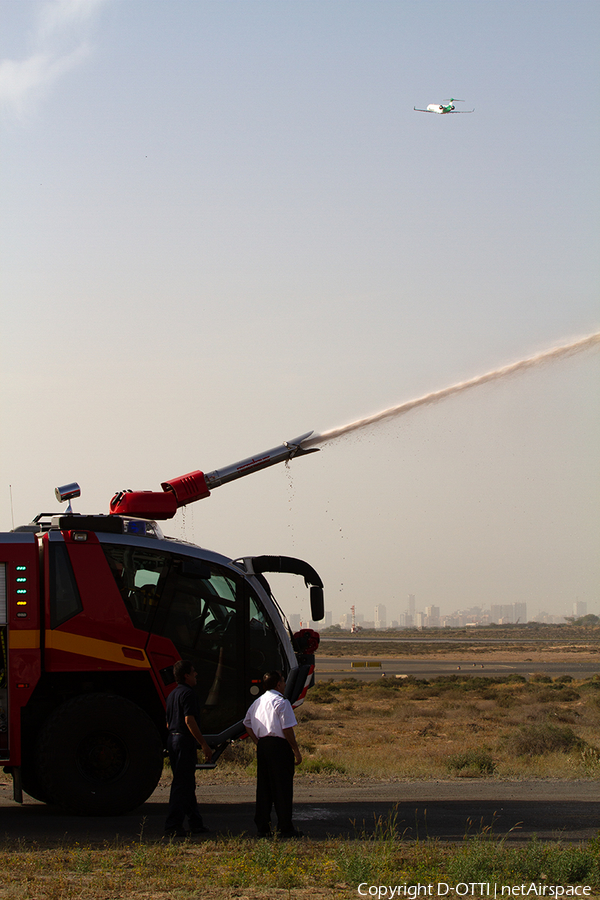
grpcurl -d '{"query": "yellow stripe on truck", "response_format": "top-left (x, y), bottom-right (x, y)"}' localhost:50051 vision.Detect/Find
top-left (9, 631), bottom-right (40, 649)
top-left (45, 630), bottom-right (150, 668)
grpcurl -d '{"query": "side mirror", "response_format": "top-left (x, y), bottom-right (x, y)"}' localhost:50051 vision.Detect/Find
top-left (310, 585), bottom-right (324, 622)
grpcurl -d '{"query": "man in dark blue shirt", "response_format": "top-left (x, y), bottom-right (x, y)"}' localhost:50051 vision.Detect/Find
top-left (165, 659), bottom-right (212, 837)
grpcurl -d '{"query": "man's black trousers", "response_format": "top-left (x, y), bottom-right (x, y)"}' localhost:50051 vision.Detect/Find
top-left (166, 733), bottom-right (203, 831)
top-left (255, 736), bottom-right (295, 834)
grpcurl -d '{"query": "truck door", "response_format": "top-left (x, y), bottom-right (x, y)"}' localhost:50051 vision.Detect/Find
top-left (102, 544), bottom-right (285, 739)
top-left (156, 557), bottom-right (285, 737)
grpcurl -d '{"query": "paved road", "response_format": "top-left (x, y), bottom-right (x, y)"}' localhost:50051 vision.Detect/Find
top-left (316, 657), bottom-right (600, 681)
top-left (0, 780), bottom-right (598, 845)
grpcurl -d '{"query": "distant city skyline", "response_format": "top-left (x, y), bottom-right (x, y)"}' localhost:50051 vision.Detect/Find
top-left (289, 596), bottom-right (592, 631)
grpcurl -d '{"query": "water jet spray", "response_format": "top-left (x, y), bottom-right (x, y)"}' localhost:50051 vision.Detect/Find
top-left (304, 331), bottom-right (600, 448)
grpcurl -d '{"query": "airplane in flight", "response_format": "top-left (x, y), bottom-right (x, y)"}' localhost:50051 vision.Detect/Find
top-left (414, 98), bottom-right (474, 114)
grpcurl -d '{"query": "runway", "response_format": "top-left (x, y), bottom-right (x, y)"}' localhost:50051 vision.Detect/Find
top-left (315, 656), bottom-right (600, 681)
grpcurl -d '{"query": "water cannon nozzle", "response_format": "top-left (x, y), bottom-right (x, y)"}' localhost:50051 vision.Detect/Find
top-left (283, 431), bottom-right (320, 458)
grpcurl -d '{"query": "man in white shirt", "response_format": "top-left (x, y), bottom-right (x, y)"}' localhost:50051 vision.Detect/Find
top-left (243, 670), bottom-right (303, 838)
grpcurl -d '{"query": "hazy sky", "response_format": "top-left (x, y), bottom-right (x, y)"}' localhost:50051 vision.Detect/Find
top-left (1, 0), bottom-right (598, 625)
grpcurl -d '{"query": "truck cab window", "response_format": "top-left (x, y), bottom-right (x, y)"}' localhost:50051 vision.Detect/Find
top-left (102, 545), bottom-right (170, 632)
top-left (247, 593), bottom-right (284, 680)
top-left (49, 543), bottom-right (83, 628)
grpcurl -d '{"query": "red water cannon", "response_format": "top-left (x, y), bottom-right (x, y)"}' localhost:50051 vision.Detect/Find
top-left (109, 432), bottom-right (318, 520)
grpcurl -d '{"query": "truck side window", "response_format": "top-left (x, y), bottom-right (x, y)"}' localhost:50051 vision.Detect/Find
top-left (49, 543), bottom-right (83, 628)
top-left (247, 593), bottom-right (284, 677)
top-left (102, 545), bottom-right (170, 632)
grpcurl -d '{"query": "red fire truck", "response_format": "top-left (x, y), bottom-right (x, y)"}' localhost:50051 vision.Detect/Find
top-left (0, 434), bottom-right (323, 815)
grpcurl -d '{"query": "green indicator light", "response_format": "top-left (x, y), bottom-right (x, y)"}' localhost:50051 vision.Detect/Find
top-left (16, 566), bottom-right (27, 571)
top-left (16, 589), bottom-right (27, 595)
top-left (16, 577), bottom-right (27, 583)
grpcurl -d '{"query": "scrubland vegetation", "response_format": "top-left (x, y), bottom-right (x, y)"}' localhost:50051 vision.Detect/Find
top-left (219, 673), bottom-right (600, 782)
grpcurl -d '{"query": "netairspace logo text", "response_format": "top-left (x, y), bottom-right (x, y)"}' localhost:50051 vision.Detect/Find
top-left (357, 884), bottom-right (593, 899)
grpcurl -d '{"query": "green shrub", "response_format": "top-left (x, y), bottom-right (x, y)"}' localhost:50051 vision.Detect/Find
top-left (446, 748), bottom-right (496, 776)
top-left (496, 692), bottom-right (516, 708)
top-left (556, 687), bottom-right (580, 701)
top-left (221, 740), bottom-right (255, 767)
top-left (504, 722), bottom-right (585, 757)
top-left (299, 756), bottom-right (346, 774)
top-left (366, 677), bottom-right (402, 691)
top-left (308, 682), bottom-right (340, 703)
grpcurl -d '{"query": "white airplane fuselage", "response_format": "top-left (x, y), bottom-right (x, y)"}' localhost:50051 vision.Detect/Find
top-left (427, 103), bottom-right (454, 113)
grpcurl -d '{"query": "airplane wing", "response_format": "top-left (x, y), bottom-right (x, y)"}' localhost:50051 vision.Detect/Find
top-left (413, 107), bottom-right (436, 113)
top-left (446, 109), bottom-right (474, 113)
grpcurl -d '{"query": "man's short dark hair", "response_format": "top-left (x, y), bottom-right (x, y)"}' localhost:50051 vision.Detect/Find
top-left (173, 659), bottom-right (194, 684)
top-left (263, 671), bottom-right (284, 692)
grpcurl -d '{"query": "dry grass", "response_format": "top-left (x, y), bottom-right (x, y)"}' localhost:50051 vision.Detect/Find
top-left (1, 831), bottom-right (600, 899)
top-left (287, 674), bottom-right (600, 781)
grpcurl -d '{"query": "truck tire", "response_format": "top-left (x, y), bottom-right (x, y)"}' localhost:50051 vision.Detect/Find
top-left (20, 760), bottom-right (51, 804)
top-left (36, 693), bottom-right (164, 816)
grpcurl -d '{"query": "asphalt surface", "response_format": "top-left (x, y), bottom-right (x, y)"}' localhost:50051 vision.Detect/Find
top-left (315, 657), bottom-right (600, 681)
top-left (0, 779), bottom-right (598, 845)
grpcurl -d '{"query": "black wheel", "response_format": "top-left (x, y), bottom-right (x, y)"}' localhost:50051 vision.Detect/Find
top-left (36, 693), bottom-right (163, 815)
top-left (20, 759), bottom-right (51, 804)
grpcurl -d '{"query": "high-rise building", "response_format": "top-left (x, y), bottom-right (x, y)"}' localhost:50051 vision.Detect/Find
top-left (513, 602), bottom-right (527, 624)
top-left (425, 605), bottom-right (440, 627)
top-left (374, 604), bottom-right (387, 629)
top-left (573, 601), bottom-right (587, 618)
top-left (340, 613), bottom-right (353, 629)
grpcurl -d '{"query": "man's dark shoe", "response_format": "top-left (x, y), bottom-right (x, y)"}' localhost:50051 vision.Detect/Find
top-left (256, 830), bottom-right (272, 838)
top-left (190, 824), bottom-right (210, 834)
top-left (279, 829), bottom-right (304, 839)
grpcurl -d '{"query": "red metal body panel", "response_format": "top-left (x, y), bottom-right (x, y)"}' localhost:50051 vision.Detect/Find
top-left (145, 634), bottom-right (181, 700)
top-left (2, 538), bottom-right (41, 765)
top-left (44, 532), bottom-right (149, 672)
top-left (108, 472), bottom-right (210, 520)
top-left (109, 490), bottom-right (178, 520)
top-left (62, 533), bottom-right (135, 636)
top-left (42, 533), bottom-right (180, 703)
top-left (160, 470), bottom-right (210, 504)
